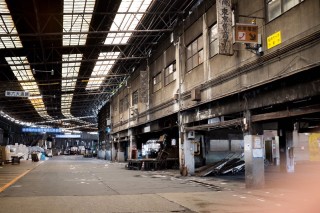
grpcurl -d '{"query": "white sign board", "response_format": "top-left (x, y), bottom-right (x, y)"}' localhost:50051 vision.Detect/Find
top-left (5, 90), bottom-right (30, 97)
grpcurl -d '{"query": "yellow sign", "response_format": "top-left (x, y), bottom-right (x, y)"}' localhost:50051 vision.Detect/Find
top-left (267, 31), bottom-right (281, 49)
top-left (309, 133), bottom-right (320, 161)
top-left (235, 23), bottom-right (258, 43)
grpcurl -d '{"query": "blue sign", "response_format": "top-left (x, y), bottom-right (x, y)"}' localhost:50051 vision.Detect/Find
top-left (22, 128), bottom-right (62, 133)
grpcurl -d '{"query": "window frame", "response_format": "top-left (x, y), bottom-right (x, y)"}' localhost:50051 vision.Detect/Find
top-left (123, 95), bottom-right (129, 110)
top-left (119, 99), bottom-right (123, 113)
top-left (164, 61), bottom-right (176, 86)
top-left (152, 72), bottom-right (162, 92)
top-left (186, 35), bottom-right (204, 72)
top-left (132, 90), bottom-right (138, 106)
top-left (209, 23), bottom-right (218, 58)
top-left (267, 0), bottom-right (304, 21)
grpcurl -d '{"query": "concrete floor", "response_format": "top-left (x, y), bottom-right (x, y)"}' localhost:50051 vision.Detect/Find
top-left (0, 155), bottom-right (319, 213)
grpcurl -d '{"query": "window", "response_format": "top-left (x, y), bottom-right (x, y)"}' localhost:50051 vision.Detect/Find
top-left (153, 72), bottom-right (162, 92)
top-left (164, 62), bottom-right (176, 85)
top-left (209, 24), bottom-right (218, 57)
top-left (267, 0), bottom-right (304, 21)
top-left (123, 95), bottom-right (129, 110)
top-left (186, 35), bottom-right (204, 72)
top-left (114, 101), bottom-right (118, 111)
top-left (119, 99), bottom-right (123, 113)
top-left (132, 90), bottom-right (138, 106)
top-left (119, 95), bottom-right (128, 113)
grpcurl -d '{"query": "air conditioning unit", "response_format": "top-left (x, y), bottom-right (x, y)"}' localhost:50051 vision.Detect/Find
top-left (187, 131), bottom-right (195, 139)
top-left (191, 88), bottom-right (201, 101)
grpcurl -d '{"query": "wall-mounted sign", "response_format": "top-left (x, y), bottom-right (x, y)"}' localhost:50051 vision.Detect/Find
top-left (22, 128), bottom-right (62, 133)
top-left (235, 23), bottom-right (258, 43)
top-left (267, 31), bottom-right (282, 49)
top-left (216, 0), bottom-right (233, 55)
top-left (5, 90), bottom-right (29, 97)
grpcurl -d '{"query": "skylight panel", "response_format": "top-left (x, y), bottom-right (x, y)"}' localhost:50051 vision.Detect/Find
top-left (86, 52), bottom-right (120, 90)
top-left (61, 94), bottom-right (75, 117)
top-left (61, 54), bottom-right (82, 92)
top-left (5, 56), bottom-right (51, 119)
top-left (63, 0), bottom-right (95, 46)
top-left (104, 0), bottom-right (153, 45)
top-left (0, 1), bottom-right (23, 49)
top-left (61, 54), bottom-right (82, 118)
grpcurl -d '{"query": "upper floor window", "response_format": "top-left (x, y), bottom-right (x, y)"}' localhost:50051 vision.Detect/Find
top-left (119, 99), bottom-right (123, 113)
top-left (164, 62), bottom-right (176, 86)
top-left (153, 72), bottom-right (162, 92)
top-left (123, 95), bottom-right (129, 110)
top-left (186, 35), bottom-right (204, 72)
top-left (132, 90), bottom-right (138, 106)
top-left (209, 24), bottom-right (218, 57)
top-left (119, 95), bottom-right (128, 113)
top-left (114, 101), bottom-right (118, 111)
top-left (267, 0), bottom-right (304, 21)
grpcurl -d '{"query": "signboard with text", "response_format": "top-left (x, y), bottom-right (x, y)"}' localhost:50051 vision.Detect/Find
top-left (267, 31), bottom-right (282, 49)
top-left (216, 0), bottom-right (233, 55)
top-left (235, 23), bottom-right (258, 43)
top-left (5, 90), bottom-right (29, 97)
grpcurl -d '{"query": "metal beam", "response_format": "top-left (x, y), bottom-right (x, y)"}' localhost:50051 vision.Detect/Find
top-left (0, 29), bottom-right (173, 37)
top-left (251, 104), bottom-right (320, 122)
top-left (0, 57), bottom-right (145, 67)
top-left (184, 118), bottom-right (242, 131)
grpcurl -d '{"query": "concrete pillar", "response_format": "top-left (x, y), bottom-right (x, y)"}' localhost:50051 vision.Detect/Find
top-left (244, 135), bottom-right (265, 188)
top-left (128, 129), bottom-right (133, 159)
top-left (286, 130), bottom-right (295, 173)
top-left (202, 13), bottom-right (210, 80)
top-left (183, 132), bottom-right (195, 175)
top-left (243, 110), bottom-right (264, 188)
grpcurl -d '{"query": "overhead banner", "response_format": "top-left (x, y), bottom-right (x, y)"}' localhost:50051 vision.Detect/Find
top-left (216, 0), bottom-right (234, 56)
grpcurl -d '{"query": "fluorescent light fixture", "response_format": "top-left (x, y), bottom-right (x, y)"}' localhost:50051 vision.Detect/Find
top-left (86, 52), bottom-right (120, 90)
top-left (0, 1), bottom-right (23, 49)
top-left (29, 95), bottom-right (43, 100)
top-left (5, 56), bottom-right (52, 119)
top-left (104, 0), bottom-right (153, 45)
top-left (63, 0), bottom-right (95, 46)
top-left (88, 132), bottom-right (98, 135)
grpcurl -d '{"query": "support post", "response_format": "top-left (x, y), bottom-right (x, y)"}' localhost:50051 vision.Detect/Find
top-left (244, 110), bottom-right (265, 188)
top-left (244, 135), bottom-right (265, 188)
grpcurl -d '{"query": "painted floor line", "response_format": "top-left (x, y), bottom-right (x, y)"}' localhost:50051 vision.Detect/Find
top-left (0, 161), bottom-right (44, 193)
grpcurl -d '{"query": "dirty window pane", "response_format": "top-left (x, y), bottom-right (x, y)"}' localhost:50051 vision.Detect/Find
top-left (186, 58), bottom-right (193, 71)
top-left (198, 35), bottom-right (203, 50)
top-left (268, 0), bottom-right (281, 21)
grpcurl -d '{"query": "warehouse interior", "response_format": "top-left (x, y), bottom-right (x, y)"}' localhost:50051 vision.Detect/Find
top-left (0, 0), bottom-right (319, 191)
